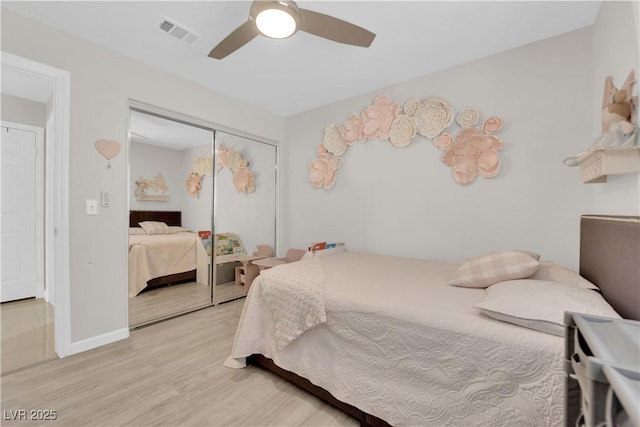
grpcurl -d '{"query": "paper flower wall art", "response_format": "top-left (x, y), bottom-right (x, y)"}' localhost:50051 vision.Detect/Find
top-left (442, 117), bottom-right (504, 185)
top-left (136, 173), bottom-right (169, 202)
top-left (216, 145), bottom-right (255, 193)
top-left (308, 95), bottom-right (505, 188)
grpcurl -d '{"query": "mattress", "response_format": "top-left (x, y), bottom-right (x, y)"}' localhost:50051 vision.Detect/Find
top-left (128, 232), bottom-right (199, 296)
top-left (227, 252), bottom-right (565, 426)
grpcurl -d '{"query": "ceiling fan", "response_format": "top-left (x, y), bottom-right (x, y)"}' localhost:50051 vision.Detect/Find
top-left (208, 0), bottom-right (376, 60)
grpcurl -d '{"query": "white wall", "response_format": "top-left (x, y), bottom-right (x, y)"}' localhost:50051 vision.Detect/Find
top-left (1, 8), bottom-right (284, 344)
top-left (591, 1), bottom-right (640, 215)
top-left (1, 93), bottom-right (46, 127)
top-left (283, 28), bottom-right (594, 270)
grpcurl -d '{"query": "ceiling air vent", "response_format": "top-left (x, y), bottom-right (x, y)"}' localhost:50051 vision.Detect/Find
top-left (156, 16), bottom-right (201, 45)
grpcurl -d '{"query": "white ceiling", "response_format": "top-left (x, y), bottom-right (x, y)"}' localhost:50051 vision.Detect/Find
top-left (130, 109), bottom-right (214, 150)
top-left (2, 1), bottom-right (602, 117)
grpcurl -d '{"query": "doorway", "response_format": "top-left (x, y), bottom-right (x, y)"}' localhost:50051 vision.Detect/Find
top-left (1, 52), bottom-right (71, 365)
top-left (0, 122), bottom-right (53, 373)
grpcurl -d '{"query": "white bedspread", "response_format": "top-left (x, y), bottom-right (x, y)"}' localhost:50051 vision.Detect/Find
top-left (226, 252), bottom-right (565, 426)
top-left (128, 232), bottom-right (198, 297)
top-left (259, 258), bottom-right (325, 350)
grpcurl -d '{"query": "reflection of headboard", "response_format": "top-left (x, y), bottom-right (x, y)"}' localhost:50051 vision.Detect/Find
top-left (580, 215), bottom-right (640, 320)
top-left (129, 210), bottom-right (182, 227)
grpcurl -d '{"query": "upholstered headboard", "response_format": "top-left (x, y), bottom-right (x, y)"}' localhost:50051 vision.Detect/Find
top-left (580, 215), bottom-right (640, 320)
top-left (129, 210), bottom-right (182, 227)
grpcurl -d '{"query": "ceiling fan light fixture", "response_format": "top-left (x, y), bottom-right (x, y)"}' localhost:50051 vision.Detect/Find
top-left (256, 8), bottom-right (297, 38)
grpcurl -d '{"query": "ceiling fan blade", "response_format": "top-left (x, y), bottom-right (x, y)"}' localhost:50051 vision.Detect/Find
top-left (209, 20), bottom-right (259, 59)
top-left (299, 9), bottom-right (375, 48)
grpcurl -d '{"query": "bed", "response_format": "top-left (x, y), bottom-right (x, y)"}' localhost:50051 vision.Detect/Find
top-left (128, 210), bottom-right (202, 297)
top-left (224, 215), bottom-right (640, 426)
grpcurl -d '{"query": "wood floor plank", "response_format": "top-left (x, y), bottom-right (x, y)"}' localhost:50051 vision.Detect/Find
top-left (1, 299), bottom-right (357, 427)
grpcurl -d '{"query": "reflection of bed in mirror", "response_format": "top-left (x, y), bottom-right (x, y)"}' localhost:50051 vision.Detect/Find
top-left (128, 210), bottom-right (205, 297)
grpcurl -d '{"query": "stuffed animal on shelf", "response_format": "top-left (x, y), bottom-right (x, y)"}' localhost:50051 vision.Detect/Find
top-left (602, 71), bottom-right (637, 134)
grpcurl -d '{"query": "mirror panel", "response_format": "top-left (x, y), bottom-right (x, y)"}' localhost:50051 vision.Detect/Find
top-left (128, 109), bottom-right (214, 327)
top-left (213, 131), bottom-right (277, 304)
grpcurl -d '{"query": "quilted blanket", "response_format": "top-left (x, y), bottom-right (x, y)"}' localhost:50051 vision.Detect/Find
top-left (258, 258), bottom-right (325, 350)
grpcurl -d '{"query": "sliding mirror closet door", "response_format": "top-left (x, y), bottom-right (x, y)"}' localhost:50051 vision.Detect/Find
top-left (128, 109), bottom-right (214, 327)
top-left (213, 132), bottom-right (277, 304)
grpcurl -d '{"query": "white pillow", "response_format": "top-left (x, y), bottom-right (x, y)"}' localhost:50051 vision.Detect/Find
top-left (129, 227), bottom-right (146, 235)
top-left (138, 221), bottom-right (170, 235)
top-left (449, 250), bottom-right (539, 288)
top-left (527, 260), bottom-right (598, 290)
top-left (474, 279), bottom-right (620, 336)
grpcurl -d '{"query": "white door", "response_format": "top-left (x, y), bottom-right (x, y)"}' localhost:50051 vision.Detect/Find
top-left (1, 125), bottom-right (38, 302)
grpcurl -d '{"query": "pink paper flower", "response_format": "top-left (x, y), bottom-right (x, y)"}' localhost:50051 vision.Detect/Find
top-left (343, 113), bottom-right (364, 144)
top-left (433, 133), bottom-right (453, 150)
top-left (361, 95), bottom-right (400, 140)
top-left (217, 145), bottom-right (229, 170)
top-left (442, 127), bottom-right (503, 184)
top-left (185, 172), bottom-right (203, 197)
top-left (308, 154), bottom-right (338, 189)
top-left (482, 116), bottom-right (503, 134)
top-left (233, 166), bottom-right (255, 193)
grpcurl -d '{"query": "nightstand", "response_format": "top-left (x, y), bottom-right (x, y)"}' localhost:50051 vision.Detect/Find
top-left (565, 312), bottom-right (639, 427)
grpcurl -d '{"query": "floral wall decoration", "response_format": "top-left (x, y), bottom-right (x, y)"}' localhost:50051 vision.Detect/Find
top-left (185, 153), bottom-right (212, 198)
top-left (217, 145), bottom-right (255, 193)
top-left (308, 95), bottom-right (505, 187)
top-left (135, 172), bottom-right (170, 202)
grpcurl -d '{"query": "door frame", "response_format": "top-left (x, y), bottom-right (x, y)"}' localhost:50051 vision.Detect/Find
top-left (2, 52), bottom-right (72, 357)
top-left (1, 121), bottom-right (45, 299)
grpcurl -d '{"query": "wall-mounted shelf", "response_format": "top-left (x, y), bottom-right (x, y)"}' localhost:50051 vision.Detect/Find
top-left (580, 148), bottom-right (640, 183)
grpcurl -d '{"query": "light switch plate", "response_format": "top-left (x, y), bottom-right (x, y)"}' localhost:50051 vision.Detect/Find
top-left (85, 199), bottom-right (99, 215)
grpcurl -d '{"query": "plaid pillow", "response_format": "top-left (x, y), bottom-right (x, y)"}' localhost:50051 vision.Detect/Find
top-left (449, 250), bottom-right (540, 288)
top-left (138, 221), bottom-right (170, 235)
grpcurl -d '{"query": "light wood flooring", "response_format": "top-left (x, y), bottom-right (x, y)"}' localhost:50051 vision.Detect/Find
top-left (129, 281), bottom-right (248, 327)
top-left (1, 298), bottom-right (56, 375)
top-left (129, 281), bottom-right (212, 327)
top-left (214, 281), bottom-right (248, 304)
top-left (1, 298), bottom-right (357, 427)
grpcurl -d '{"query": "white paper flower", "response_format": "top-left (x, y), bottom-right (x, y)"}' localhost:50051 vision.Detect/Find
top-left (389, 114), bottom-right (417, 148)
top-left (403, 98), bottom-right (421, 116)
top-left (414, 97), bottom-right (454, 138)
top-left (322, 123), bottom-right (348, 156)
top-left (456, 107), bottom-right (480, 128)
top-left (225, 148), bottom-right (246, 172)
top-left (193, 153), bottom-right (213, 176)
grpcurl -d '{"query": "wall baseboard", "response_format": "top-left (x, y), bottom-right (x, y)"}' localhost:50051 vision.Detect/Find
top-left (67, 328), bottom-right (129, 356)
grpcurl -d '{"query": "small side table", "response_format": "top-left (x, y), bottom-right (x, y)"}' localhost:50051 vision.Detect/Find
top-left (252, 257), bottom-right (287, 271)
top-left (234, 255), bottom-right (270, 291)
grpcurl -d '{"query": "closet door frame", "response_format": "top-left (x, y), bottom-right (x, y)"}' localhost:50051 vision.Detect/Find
top-left (127, 100), bottom-right (279, 310)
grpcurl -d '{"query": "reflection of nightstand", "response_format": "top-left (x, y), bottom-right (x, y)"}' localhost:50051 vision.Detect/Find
top-left (230, 255), bottom-right (269, 291)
